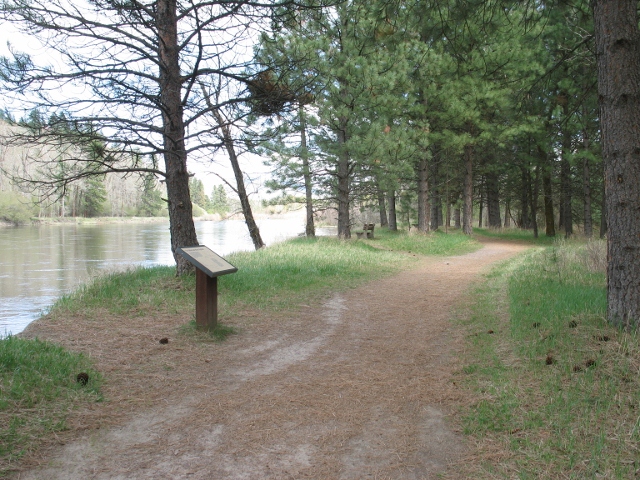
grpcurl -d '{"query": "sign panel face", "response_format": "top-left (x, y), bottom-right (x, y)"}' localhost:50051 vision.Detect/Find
top-left (176, 246), bottom-right (238, 278)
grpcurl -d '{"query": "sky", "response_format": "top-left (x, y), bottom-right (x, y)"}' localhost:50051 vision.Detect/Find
top-left (0, 20), bottom-right (274, 200)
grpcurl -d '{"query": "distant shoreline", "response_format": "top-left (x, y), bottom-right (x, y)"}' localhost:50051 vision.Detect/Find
top-left (0, 208), bottom-right (313, 228)
top-left (0, 216), bottom-right (170, 228)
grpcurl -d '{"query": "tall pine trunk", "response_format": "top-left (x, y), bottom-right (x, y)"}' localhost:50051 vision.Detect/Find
top-left (504, 197), bottom-right (511, 228)
top-left (583, 127), bottom-right (593, 238)
top-left (520, 166), bottom-right (530, 229)
top-left (377, 183), bottom-right (388, 227)
top-left (430, 159), bottom-right (442, 229)
top-left (593, 0), bottom-right (640, 328)
top-left (540, 146), bottom-right (556, 237)
top-left (486, 170), bottom-right (501, 228)
top-left (416, 157), bottom-right (430, 232)
top-left (157, 0), bottom-right (198, 275)
top-left (530, 166), bottom-right (540, 239)
top-left (388, 190), bottom-right (397, 231)
top-left (560, 94), bottom-right (573, 237)
top-left (336, 119), bottom-right (351, 239)
top-left (478, 183), bottom-right (484, 228)
top-left (462, 144), bottom-right (473, 235)
top-left (299, 105), bottom-right (315, 237)
top-left (600, 165), bottom-right (607, 239)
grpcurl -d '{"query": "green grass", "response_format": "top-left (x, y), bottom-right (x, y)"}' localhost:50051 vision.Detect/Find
top-left (458, 238), bottom-right (640, 478)
top-left (0, 336), bottom-right (102, 471)
top-left (369, 227), bottom-right (481, 256)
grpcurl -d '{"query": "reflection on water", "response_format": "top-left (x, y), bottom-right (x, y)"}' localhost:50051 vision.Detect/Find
top-left (0, 217), bottom-right (336, 335)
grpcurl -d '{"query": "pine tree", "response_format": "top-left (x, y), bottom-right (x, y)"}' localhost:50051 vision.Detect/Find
top-left (139, 173), bottom-right (164, 217)
top-left (80, 176), bottom-right (107, 217)
top-left (210, 185), bottom-right (230, 216)
top-left (189, 178), bottom-right (207, 210)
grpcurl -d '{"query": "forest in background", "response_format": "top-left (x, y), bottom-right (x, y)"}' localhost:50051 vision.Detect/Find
top-left (0, 1), bottom-right (603, 239)
top-left (248, 0), bottom-right (602, 239)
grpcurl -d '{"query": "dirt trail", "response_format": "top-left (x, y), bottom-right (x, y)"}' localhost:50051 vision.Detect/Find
top-left (16, 237), bottom-right (528, 479)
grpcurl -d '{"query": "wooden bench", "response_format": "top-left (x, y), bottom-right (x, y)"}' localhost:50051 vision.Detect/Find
top-left (356, 223), bottom-right (375, 239)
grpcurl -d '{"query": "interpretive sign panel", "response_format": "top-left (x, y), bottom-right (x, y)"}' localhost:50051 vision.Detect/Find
top-left (176, 246), bottom-right (238, 331)
top-left (176, 246), bottom-right (238, 278)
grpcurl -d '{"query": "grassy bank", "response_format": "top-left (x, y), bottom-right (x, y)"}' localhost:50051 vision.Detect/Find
top-left (2, 228), bottom-right (478, 472)
top-left (458, 238), bottom-right (640, 478)
top-left (51, 228), bottom-right (481, 318)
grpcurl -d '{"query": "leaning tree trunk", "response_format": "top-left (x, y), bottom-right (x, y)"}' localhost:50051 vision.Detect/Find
top-left (462, 144), bottom-right (473, 235)
top-left (416, 157), bottom-right (430, 232)
top-left (213, 110), bottom-right (265, 250)
top-left (157, 0), bottom-right (199, 275)
top-left (299, 105), bottom-right (315, 237)
top-left (593, 0), bottom-right (640, 328)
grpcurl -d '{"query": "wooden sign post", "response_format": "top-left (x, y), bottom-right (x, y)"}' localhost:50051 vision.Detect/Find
top-left (176, 246), bottom-right (238, 331)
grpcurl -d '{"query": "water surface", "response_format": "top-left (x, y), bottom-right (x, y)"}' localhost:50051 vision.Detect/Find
top-left (0, 217), bottom-right (332, 335)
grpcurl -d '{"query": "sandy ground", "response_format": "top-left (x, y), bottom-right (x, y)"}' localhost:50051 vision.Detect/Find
top-left (15, 237), bottom-right (528, 479)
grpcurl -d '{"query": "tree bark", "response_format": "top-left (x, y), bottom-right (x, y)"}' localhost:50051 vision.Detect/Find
top-left (336, 117), bottom-right (351, 239)
top-left (538, 145), bottom-right (556, 237)
top-left (520, 166), bottom-right (530, 229)
top-left (416, 157), bottom-right (430, 232)
top-left (486, 170), bottom-right (501, 228)
top-left (478, 182), bottom-right (484, 228)
top-left (530, 165), bottom-right (540, 239)
top-left (504, 197), bottom-right (511, 228)
top-left (445, 198), bottom-right (451, 229)
top-left (560, 93), bottom-right (573, 237)
top-left (430, 159), bottom-right (441, 230)
top-left (462, 144), bottom-right (473, 235)
top-left (388, 189), bottom-right (397, 231)
top-left (600, 166), bottom-right (607, 239)
top-left (593, 0), bottom-right (640, 328)
top-left (376, 183), bottom-right (388, 227)
top-left (157, 0), bottom-right (199, 275)
top-left (583, 126), bottom-right (593, 238)
top-left (299, 105), bottom-right (315, 237)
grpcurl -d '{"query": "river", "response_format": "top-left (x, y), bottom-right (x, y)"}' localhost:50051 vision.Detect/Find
top-left (0, 216), bottom-right (334, 335)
